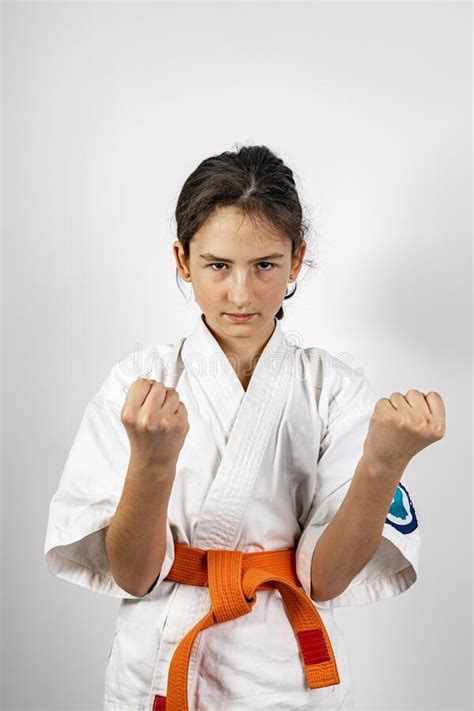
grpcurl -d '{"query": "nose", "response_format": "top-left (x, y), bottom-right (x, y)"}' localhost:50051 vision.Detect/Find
top-left (227, 272), bottom-right (253, 309)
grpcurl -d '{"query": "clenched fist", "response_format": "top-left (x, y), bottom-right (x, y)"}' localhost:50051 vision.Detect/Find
top-left (363, 389), bottom-right (446, 476)
top-left (121, 378), bottom-right (190, 472)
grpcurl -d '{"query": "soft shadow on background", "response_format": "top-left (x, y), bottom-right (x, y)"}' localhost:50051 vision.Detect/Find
top-left (2, 2), bottom-right (472, 710)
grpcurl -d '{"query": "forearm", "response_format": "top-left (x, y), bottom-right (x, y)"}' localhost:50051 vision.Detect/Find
top-left (310, 455), bottom-right (405, 602)
top-left (105, 461), bottom-right (175, 597)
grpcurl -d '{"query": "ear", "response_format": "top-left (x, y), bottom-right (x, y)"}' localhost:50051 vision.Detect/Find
top-left (173, 240), bottom-right (190, 279)
top-left (291, 241), bottom-right (307, 278)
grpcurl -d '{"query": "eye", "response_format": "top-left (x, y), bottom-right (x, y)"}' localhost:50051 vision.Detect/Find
top-left (210, 263), bottom-right (228, 271)
top-left (258, 262), bottom-right (274, 271)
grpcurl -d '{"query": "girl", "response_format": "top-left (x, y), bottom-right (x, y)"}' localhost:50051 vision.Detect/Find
top-left (44, 145), bottom-right (446, 711)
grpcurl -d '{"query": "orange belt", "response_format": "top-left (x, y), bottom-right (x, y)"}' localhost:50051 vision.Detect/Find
top-left (152, 543), bottom-right (340, 711)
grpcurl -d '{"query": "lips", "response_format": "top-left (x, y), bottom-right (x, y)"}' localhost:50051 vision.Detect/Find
top-left (225, 313), bottom-right (256, 322)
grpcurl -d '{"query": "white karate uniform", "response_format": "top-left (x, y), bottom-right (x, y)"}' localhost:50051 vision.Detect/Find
top-left (44, 314), bottom-right (421, 711)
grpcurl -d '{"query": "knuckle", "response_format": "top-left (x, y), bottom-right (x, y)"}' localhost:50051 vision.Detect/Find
top-left (379, 411), bottom-right (395, 426)
top-left (413, 416), bottom-right (429, 430)
top-left (121, 407), bottom-right (134, 424)
top-left (138, 413), bottom-right (159, 431)
top-left (398, 415), bottom-right (412, 429)
top-left (156, 415), bottom-right (177, 434)
top-left (372, 403), bottom-right (390, 422)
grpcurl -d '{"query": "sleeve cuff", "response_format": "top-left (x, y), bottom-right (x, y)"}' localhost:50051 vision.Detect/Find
top-left (44, 509), bottom-right (176, 599)
top-left (296, 518), bottom-right (420, 609)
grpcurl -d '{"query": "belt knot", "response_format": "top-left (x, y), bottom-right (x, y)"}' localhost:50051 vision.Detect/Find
top-left (207, 549), bottom-right (254, 622)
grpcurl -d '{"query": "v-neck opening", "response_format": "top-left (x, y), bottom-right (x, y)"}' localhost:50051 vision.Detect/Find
top-left (199, 314), bottom-right (279, 398)
top-left (180, 313), bottom-right (290, 444)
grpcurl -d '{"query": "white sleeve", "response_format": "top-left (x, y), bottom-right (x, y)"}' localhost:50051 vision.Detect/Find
top-left (44, 388), bottom-right (176, 599)
top-left (296, 367), bottom-right (421, 608)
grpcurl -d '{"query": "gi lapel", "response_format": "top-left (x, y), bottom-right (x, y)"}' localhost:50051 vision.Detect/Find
top-left (179, 315), bottom-right (245, 441)
top-left (142, 336), bottom-right (186, 388)
top-left (181, 313), bottom-right (294, 550)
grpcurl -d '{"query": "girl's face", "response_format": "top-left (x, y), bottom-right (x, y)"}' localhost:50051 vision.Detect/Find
top-left (173, 205), bottom-right (306, 344)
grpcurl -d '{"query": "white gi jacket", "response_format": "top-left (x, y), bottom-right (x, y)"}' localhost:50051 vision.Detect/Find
top-left (44, 314), bottom-right (421, 711)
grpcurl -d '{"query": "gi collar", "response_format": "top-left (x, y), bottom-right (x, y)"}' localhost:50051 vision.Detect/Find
top-left (180, 312), bottom-right (293, 442)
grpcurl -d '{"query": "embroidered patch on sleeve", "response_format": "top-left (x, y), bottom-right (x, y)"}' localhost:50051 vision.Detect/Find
top-left (385, 482), bottom-right (418, 533)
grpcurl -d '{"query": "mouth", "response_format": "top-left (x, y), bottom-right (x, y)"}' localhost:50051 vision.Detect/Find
top-left (225, 313), bottom-right (256, 322)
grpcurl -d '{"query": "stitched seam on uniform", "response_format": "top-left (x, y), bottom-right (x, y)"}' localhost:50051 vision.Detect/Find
top-left (225, 347), bottom-right (291, 549)
top-left (342, 563), bottom-right (415, 589)
top-left (52, 550), bottom-right (130, 588)
top-left (103, 695), bottom-right (147, 707)
top-left (147, 583), bottom-right (181, 704)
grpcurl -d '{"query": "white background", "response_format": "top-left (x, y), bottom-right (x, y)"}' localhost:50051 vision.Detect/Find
top-left (2, 1), bottom-right (471, 709)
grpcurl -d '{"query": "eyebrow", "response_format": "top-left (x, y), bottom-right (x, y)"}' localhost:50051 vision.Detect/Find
top-left (199, 252), bottom-right (285, 263)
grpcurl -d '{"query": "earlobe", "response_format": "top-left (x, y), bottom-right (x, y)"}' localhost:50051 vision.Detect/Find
top-left (173, 241), bottom-right (191, 280)
top-left (290, 256), bottom-right (304, 280)
top-left (291, 243), bottom-right (306, 277)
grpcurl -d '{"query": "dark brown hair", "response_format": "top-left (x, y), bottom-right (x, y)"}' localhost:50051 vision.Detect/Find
top-left (174, 144), bottom-right (315, 319)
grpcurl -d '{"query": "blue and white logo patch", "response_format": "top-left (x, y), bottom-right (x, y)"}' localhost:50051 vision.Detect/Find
top-left (385, 482), bottom-right (418, 534)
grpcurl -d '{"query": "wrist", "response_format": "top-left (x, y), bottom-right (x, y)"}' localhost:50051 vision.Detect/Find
top-left (353, 455), bottom-right (406, 509)
top-left (127, 457), bottom-right (177, 482)
top-left (360, 452), bottom-right (409, 480)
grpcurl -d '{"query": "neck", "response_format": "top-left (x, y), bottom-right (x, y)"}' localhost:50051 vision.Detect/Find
top-left (202, 314), bottom-right (276, 379)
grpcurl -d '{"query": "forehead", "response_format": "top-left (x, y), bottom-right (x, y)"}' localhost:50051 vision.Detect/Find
top-left (191, 205), bottom-right (290, 253)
